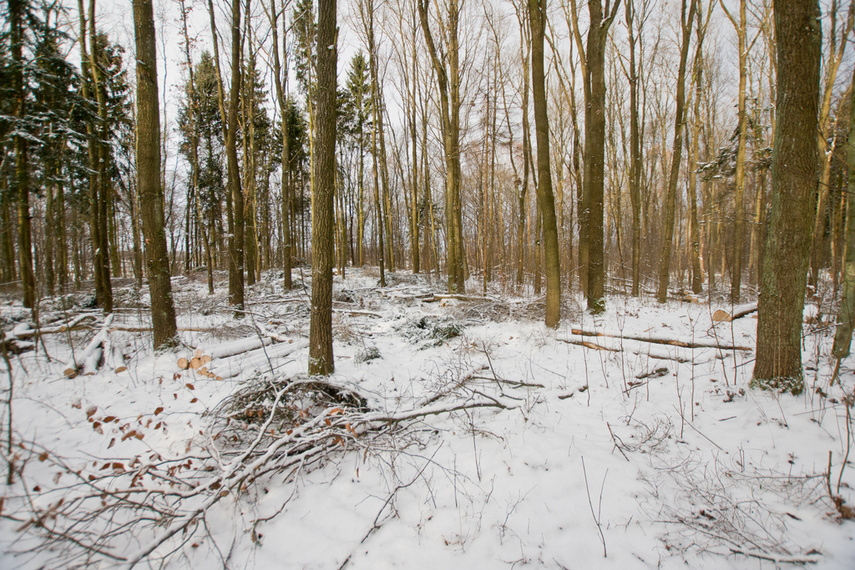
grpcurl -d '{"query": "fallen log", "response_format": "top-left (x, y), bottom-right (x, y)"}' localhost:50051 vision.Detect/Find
top-left (566, 328), bottom-right (752, 351)
top-left (559, 339), bottom-right (621, 352)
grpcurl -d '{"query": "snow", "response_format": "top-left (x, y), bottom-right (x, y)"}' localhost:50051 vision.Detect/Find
top-left (1, 269), bottom-right (855, 569)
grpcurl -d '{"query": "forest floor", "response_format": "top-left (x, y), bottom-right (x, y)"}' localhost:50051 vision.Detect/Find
top-left (0, 267), bottom-right (854, 569)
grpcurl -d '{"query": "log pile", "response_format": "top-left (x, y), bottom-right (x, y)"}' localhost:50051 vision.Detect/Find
top-left (62, 315), bottom-right (127, 377)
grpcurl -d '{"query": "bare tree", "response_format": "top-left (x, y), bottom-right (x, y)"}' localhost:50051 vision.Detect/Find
top-left (418, 0), bottom-right (466, 293)
top-left (133, 0), bottom-right (178, 349)
top-left (753, 0), bottom-right (821, 394)
top-left (308, 0), bottom-right (337, 375)
top-left (570, 0), bottom-right (621, 313)
top-left (529, 0), bottom-right (560, 326)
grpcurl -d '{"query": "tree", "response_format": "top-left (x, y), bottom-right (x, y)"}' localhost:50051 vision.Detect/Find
top-left (8, 0), bottom-right (37, 309)
top-left (225, 0), bottom-right (245, 311)
top-left (267, 0), bottom-right (293, 289)
top-left (418, 0), bottom-right (465, 293)
top-left (656, 0), bottom-right (697, 303)
top-left (720, 0), bottom-right (749, 303)
top-left (132, 0), bottom-right (178, 349)
top-left (344, 52), bottom-right (372, 268)
top-left (752, 0), bottom-right (821, 394)
top-left (832, 70), bottom-right (855, 360)
top-left (177, 0), bottom-right (215, 295)
top-left (572, 0), bottom-right (621, 313)
top-left (528, 0), bottom-right (560, 327)
top-left (308, 0), bottom-right (336, 376)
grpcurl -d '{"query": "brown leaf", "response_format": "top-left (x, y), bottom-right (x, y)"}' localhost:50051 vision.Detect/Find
top-left (107, 438), bottom-right (115, 449)
top-left (38, 452), bottom-right (48, 462)
top-left (154, 407), bottom-right (164, 416)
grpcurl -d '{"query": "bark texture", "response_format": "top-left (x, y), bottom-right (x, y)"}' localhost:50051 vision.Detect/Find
top-left (529, 0), bottom-right (560, 327)
top-left (308, 0), bottom-right (336, 375)
top-left (753, 0), bottom-right (821, 394)
top-left (133, 0), bottom-right (178, 349)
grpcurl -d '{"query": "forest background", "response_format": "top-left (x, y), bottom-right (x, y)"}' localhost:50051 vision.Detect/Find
top-left (1, 0), bottom-right (855, 378)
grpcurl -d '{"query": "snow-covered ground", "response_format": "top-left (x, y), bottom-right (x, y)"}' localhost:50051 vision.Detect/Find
top-left (1, 268), bottom-right (854, 569)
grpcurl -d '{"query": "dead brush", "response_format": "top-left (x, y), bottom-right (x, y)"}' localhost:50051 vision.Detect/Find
top-left (646, 451), bottom-right (826, 564)
top-left (211, 375), bottom-right (369, 450)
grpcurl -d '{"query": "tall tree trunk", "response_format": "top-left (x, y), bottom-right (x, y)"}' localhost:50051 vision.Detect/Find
top-left (133, 0), bottom-right (178, 349)
top-left (268, 0), bottom-right (293, 289)
top-left (10, 0), bottom-right (36, 309)
top-left (226, 0), bottom-right (245, 311)
top-left (418, 0), bottom-right (465, 293)
top-left (309, 0), bottom-right (336, 376)
top-left (657, 0), bottom-right (697, 303)
top-left (753, 0), bottom-right (821, 394)
top-left (625, 0), bottom-right (643, 297)
top-left (529, 0), bottom-right (560, 327)
top-left (583, 0), bottom-right (619, 313)
top-left (179, 0), bottom-right (214, 294)
top-left (77, 0), bottom-right (105, 309)
top-left (243, 46), bottom-right (258, 287)
top-left (810, 0), bottom-right (855, 288)
top-left (720, 0), bottom-right (748, 303)
top-left (832, 67), bottom-right (855, 358)
top-left (88, 0), bottom-right (113, 310)
top-left (409, 10), bottom-right (420, 275)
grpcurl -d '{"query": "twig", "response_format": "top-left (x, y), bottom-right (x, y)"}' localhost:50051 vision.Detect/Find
top-left (581, 457), bottom-right (608, 557)
top-left (729, 548), bottom-right (820, 564)
top-left (338, 448), bottom-right (440, 570)
top-left (606, 423), bottom-right (630, 462)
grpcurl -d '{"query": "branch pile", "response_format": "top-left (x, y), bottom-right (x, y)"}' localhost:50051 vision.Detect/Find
top-left (3, 371), bottom-right (513, 568)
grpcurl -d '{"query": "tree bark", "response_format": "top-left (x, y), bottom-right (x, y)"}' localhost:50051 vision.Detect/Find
top-left (657, 0), bottom-right (697, 303)
top-left (133, 0), bottom-right (178, 349)
top-left (831, 67), bottom-right (855, 358)
top-left (582, 0), bottom-right (620, 313)
top-left (418, 0), bottom-right (465, 293)
top-left (308, 0), bottom-right (337, 376)
top-left (529, 0), bottom-right (561, 327)
top-left (10, 0), bottom-right (36, 309)
top-left (226, 0), bottom-right (245, 311)
top-left (268, 0), bottom-right (293, 290)
top-left (753, 0), bottom-right (821, 394)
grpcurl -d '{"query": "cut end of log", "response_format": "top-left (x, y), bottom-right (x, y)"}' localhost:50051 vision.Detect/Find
top-left (194, 349), bottom-right (203, 359)
top-left (200, 355), bottom-right (212, 365)
top-left (189, 357), bottom-right (203, 370)
top-left (712, 309), bottom-right (732, 322)
top-left (177, 357), bottom-right (189, 370)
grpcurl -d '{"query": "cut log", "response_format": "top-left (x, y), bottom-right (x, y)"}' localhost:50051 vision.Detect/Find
top-left (112, 346), bottom-right (128, 373)
top-left (712, 309), bottom-right (731, 322)
top-left (204, 336), bottom-right (274, 360)
top-left (177, 357), bottom-right (190, 370)
top-left (189, 357), bottom-right (203, 370)
top-left (711, 303), bottom-right (758, 322)
top-left (208, 340), bottom-right (308, 380)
